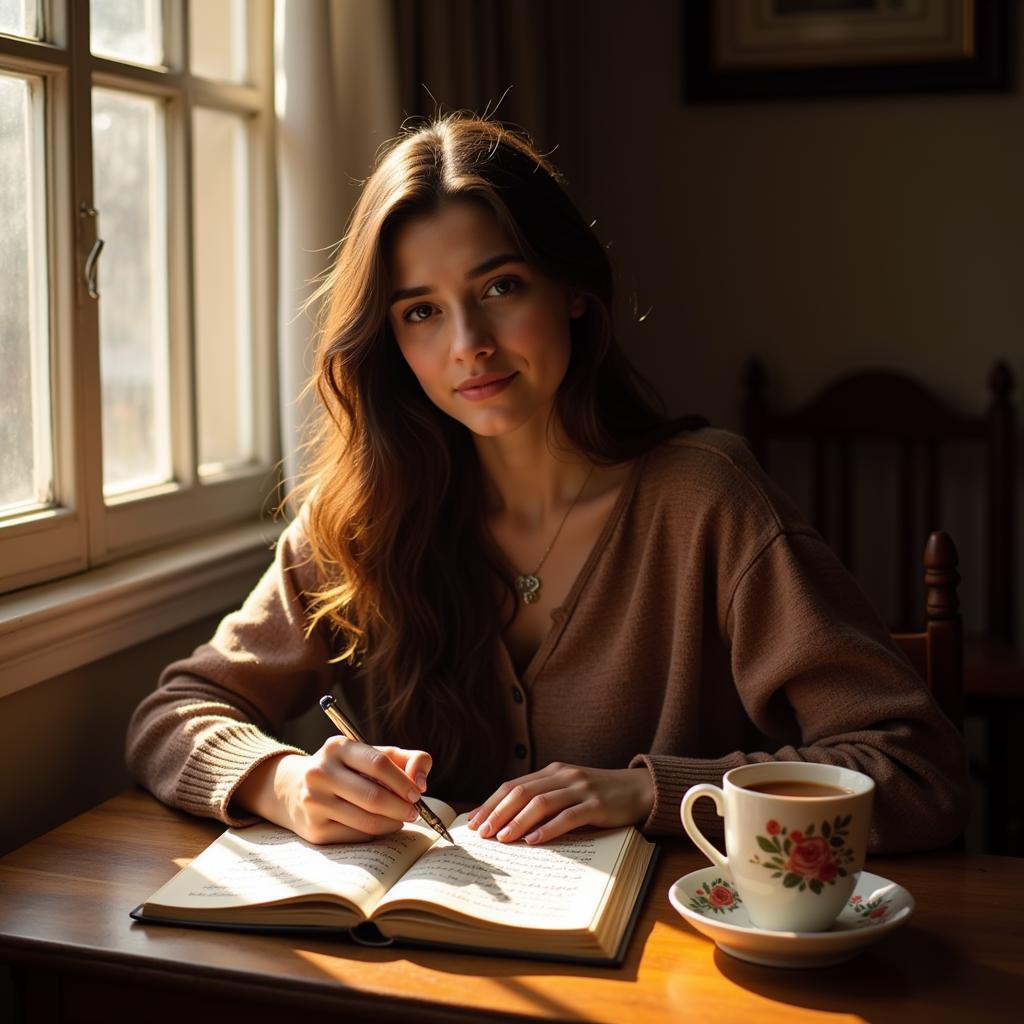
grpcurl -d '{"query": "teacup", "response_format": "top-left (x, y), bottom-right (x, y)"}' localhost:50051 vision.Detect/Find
top-left (680, 762), bottom-right (874, 932)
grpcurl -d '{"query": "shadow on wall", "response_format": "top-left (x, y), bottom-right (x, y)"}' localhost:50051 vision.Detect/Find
top-left (0, 611), bottom-right (229, 857)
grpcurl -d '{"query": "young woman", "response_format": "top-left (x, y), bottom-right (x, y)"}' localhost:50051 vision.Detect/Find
top-left (127, 115), bottom-right (969, 853)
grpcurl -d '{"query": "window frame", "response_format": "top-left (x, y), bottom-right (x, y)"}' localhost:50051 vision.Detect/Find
top-left (0, 0), bottom-right (279, 597)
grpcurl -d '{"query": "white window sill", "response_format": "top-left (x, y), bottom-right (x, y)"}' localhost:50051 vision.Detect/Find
top-left (0, 520), bottom-right (284, 699)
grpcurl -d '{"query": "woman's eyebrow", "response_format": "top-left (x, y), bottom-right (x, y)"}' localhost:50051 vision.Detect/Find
top-left (388, 253), bottom-right (524, 306)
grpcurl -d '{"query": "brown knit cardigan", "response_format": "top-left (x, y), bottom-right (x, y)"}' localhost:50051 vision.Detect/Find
top-left (126, 429), bottom-right (970, 853)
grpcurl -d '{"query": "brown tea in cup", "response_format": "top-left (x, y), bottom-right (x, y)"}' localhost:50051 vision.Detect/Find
top-left (741, 781), bottom-right (854, 798)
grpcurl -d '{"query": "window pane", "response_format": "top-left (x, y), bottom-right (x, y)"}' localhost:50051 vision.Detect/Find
top-left (189, 0), bottom-right (247, 82)
top-left (193, 107), bottom-right (253, 473)
top-left (0, 73), bottom-right (52, 516)
top-left (92, 88), bottom-right (172, 496)
top-left (90, 0), bottom-right (163, 67)
top-left (0, 0), bottom-right (40, 39)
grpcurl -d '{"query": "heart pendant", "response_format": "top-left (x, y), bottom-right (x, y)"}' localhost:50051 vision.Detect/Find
top-left (515, 574), bottom-right (541, 604)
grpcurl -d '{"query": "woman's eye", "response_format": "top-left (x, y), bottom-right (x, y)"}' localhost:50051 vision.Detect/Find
top-left (486, 276), bottom-right (521, 298)
top-left (403, 303), bottom-right (434, 324)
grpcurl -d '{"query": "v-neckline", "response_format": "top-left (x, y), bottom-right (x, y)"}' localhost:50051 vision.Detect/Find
top-left (498, 451), bottom-right (649, 687)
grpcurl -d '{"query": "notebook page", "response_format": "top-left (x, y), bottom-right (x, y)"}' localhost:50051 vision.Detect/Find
top-left (377, 816), bottom-right (630, 930)
top-left (145, 798), bottom-right (455, 918)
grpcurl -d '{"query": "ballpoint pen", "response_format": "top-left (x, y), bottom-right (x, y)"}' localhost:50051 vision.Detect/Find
top-left (319, 694), bottom-right (456, 845)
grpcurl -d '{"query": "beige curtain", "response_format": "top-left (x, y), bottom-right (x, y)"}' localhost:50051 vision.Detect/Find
top-left (276, 0), bottom-right (401, 496)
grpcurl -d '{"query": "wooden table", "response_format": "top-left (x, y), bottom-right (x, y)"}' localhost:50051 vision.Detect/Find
top-left (1, 790), bottom-right (1022, 1024)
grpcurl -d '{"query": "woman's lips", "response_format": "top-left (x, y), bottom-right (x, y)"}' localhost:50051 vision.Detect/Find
top-left (455, 372), bottom-right (518, 401)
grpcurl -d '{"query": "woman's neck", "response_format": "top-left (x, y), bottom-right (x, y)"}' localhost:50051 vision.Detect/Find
top-left (473, 416), bottom-right (593, 530)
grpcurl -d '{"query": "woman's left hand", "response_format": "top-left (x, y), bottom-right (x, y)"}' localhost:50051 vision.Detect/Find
top-left (466, 763), bottom-right (655, 845)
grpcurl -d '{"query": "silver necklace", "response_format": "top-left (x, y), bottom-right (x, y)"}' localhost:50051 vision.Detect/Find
top-left (513, 465), bottom-right (595, 605)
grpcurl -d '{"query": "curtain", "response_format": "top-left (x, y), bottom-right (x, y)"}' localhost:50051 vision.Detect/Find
top-left (276, 0), bottom-right (401, 498)
top-left (392, 0), bottom-right (583, 161)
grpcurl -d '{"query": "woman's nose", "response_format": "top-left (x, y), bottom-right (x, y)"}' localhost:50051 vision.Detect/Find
top-left (450, 309), bottom-right (495, 360)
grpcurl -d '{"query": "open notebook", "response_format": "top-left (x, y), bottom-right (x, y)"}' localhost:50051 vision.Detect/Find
top-left (130, 797), bottom-right (659, 964)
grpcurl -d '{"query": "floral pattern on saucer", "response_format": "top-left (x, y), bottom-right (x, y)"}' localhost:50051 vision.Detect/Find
top-left (749, 815), bottom-right (857, 893)
top-left (688, 878), bottom-right (743, 915)
top-left (848, 892), bottom-right (894, 925)
top-left (668, 867), bottom-right (914, 969)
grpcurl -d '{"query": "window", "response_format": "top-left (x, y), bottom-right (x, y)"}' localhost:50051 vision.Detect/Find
top-left (0, 0), bottom-right (277, 597)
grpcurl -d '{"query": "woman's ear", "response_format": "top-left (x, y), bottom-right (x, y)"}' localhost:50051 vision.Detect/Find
top-left (568, 290), bottom-right (587, 318)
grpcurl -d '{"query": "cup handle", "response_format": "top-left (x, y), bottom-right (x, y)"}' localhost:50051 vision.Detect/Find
top-left (680, 784), bottom-right (729, 873)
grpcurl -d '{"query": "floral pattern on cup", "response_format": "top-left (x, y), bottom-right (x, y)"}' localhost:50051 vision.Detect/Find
top-left (848, 893), bottom-right (893, 925)
top-left (688, 878), bottom-right (743, 916)
top-left (748, 815), bottom-right (857, 894)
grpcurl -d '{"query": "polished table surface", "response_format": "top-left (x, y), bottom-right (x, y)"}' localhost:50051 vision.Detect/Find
top-left (1, 790), bottom-right (1022, 1024)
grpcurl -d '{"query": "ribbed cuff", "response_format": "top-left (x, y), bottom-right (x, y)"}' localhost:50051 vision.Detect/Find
top-left (628, 752), bottom-right (749, 839)
top-left (177, 724), bottom-right (307, 826)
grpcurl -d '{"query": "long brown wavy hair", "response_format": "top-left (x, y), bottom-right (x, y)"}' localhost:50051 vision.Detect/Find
top-left (293, 114), bottom-right (704, 797)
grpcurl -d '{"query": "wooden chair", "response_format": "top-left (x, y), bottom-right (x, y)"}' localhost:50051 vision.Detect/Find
top-left (742, 358), bottom-right (1015, 641)
top-left (892, 531), bottom-right (965, 851)
top-left (891, 531), bottom-right (964, 734)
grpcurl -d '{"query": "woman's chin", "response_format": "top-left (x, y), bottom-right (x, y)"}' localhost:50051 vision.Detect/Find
top-left (458, 407), bottom-right (543, 440)
top-left (464, 416), bottom-right (526, 438)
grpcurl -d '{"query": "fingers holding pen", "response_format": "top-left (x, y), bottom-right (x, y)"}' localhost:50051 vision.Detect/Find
top-left (321, 736), bottom-right (424, 813)
top-left (280, 737), bottom-right (418, 844)
top-left (333, 737), bottom-right (426, 800)
top-left (317, 695), bottom-right (428, 804)
top-left (376, 744), bottom-right (433, 795)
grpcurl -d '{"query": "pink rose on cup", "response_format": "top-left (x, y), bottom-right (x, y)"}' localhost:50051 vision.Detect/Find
top-left (708, 884), bottom-right (736, 908)
top-left (785, 835), bottom-right (835, 879)
top-left (869, 905), bottom-right (888, 920)
top-left (752, 816), bottom-right (854, 891)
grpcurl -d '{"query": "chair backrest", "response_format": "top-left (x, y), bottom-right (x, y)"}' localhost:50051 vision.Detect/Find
top-left (742, 359), bottom-right (1015, 640)
top-left (891, 531), bottom-right (964, 732)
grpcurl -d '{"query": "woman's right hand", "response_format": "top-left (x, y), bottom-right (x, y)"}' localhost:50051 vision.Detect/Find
top-left (234, 737), bottom-right (432, 844)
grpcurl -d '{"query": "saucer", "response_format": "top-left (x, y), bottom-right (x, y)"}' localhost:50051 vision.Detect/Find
top-left (668, 866), bottom-right (914, 968)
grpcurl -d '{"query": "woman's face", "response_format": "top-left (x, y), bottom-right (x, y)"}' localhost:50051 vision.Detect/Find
top-left (387, 198), bottom-right (585, 438)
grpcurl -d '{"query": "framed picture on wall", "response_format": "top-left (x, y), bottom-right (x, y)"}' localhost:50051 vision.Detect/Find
top-left (683, 0), bottom-right (1010, 101)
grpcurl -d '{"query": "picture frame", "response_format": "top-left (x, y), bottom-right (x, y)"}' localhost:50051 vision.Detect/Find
top-left (683, 0), bottom-right (1011, 102)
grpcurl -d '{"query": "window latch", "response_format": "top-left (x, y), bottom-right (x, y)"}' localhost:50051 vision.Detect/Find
top-left (80, 203), bottom-right (104, 300)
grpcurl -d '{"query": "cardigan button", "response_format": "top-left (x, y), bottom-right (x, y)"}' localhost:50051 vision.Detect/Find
top-left (514, 743), bottom-right (528, 760)
top-left (512, 686), bottom-right (523, 704)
